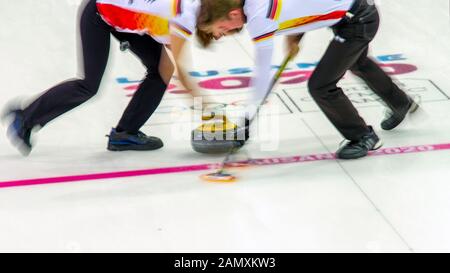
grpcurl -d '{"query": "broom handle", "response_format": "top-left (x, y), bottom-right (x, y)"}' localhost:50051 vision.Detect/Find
top-left (247, 54), bottom-right (293, 125)
top-left (218, 54), bottom-right (294, 172)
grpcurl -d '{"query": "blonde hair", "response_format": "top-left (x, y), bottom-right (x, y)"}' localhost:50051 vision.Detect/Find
top-left (196, 0), bottom-right (243, 47)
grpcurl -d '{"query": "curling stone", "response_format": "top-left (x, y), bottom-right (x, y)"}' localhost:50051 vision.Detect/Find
top-left (191, 115), bottom-right (249, 154)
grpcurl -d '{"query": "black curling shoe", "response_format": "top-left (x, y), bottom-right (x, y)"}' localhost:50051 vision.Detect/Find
top-left (381, 98), bottom-right (419, 131)
top-left (5, 110), bottom-right (32, 156)
top-left (336, 126), bottom-right (383, 160)
top-left (107, 128), bottom-right (163, 151)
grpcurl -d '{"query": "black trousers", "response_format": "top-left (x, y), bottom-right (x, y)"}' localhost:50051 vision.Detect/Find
top-left (308, 0), bottom-right (410, 141)
top-left (22, 0), bottom-right (167, 134)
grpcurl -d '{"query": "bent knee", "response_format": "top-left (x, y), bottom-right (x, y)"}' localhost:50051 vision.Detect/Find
top-left (75, 79), bottom-right (99, 98)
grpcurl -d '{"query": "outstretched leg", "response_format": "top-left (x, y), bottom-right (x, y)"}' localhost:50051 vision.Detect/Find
top-left (350, 50), bottom-right (417, 130)
top-left (22, 0), bottom-right (112, 129)
top-left (5, 0), bottom-right (112, 155)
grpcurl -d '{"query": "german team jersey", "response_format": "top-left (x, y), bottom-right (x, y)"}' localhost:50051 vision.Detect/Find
top-left (96, 0), bottom-right (199, 44)
top-left (96, 0), bottom-right (355, 110)
top-left (243, 0), bottom-right (355, 109)
top-left (245, 0), bottom-right (354, 45)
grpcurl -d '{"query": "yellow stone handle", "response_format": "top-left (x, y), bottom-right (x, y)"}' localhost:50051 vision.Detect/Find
top-left (199, 114), bottom-right (237, 133)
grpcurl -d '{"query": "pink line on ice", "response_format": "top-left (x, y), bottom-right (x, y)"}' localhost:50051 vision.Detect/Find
top-left (1, 143), bottom-right (449, 189)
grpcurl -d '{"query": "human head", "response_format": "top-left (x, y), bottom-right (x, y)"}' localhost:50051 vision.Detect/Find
top-left (196, 0), bottom-right (246, 47)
